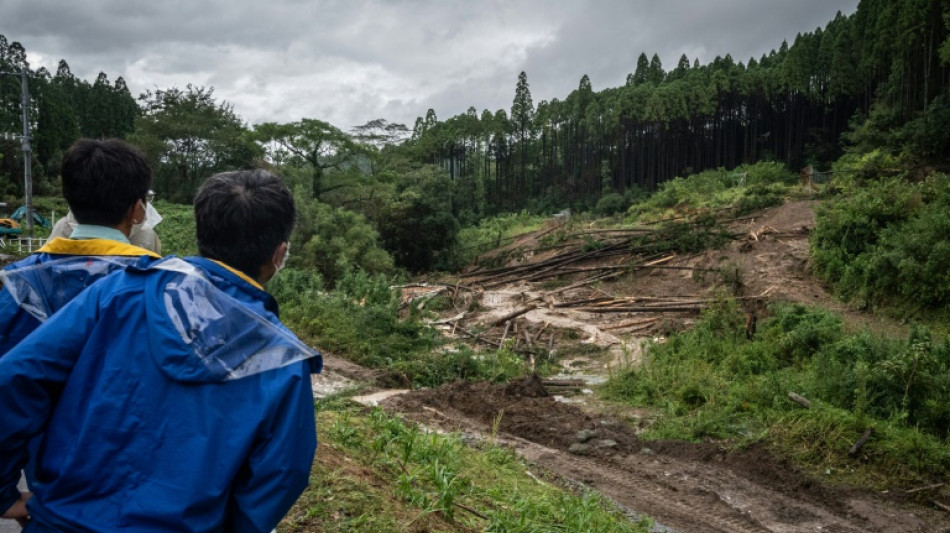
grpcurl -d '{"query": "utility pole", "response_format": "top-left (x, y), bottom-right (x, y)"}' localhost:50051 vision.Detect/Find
top-left (0, 70), bottom-right (32, 236)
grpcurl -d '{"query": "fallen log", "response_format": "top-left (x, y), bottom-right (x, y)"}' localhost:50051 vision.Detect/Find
top-left (577, 305), bottom-right (703, 313)
top-left (499, 320), bottom-right (512, 344)
top-left (787, 392), bottom-right (811, 408)
top-left (547, 271), bottom-right (617, 296)
top-left (552, 296), bottom-right (616, 308)
top-left (490, 305), bottom-right (538, 327)
top-left (531, 322), bottom-right (550, 344)
top-left (905, 483), bottom-right (945, 494)
top-left (541, 379), bottom-right (587, 387)
top-left (848, 428), bottom-right (875, 457)
top-left (521, 329), bottom-right (533, 347)
top-left (602, 317), bottom-right (660, 331)
top-left (932, 500), bottom-right (950, 514)
top-left (527, 264), bottom-right (717, 282)
top-left (456, 327), bottom-right (501, 348)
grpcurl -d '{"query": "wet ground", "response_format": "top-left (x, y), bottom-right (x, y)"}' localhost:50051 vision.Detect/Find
top-left (307, 200), bottom-right (950, 532)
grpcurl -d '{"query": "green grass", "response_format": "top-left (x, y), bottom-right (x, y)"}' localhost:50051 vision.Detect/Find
top-left (626, 161), bottom-right (797, 223)
top-left (601, 300), bottom-right (950, 488)
top-left (152, 200), bottom-right (197, 257)
top-left (454, 211), bottom-right (548, 268)
top-left (810, 173), bottom-right (950, 321)
top-left (270, 268), bottom-right (530, 387)
top-left (280, 402), bottom-right (653, 533)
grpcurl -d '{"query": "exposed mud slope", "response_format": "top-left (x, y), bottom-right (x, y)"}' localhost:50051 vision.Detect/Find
top-left (383, 376), bottom-right (948, 533)
top-left (367, 200), bottom-right (946, 532)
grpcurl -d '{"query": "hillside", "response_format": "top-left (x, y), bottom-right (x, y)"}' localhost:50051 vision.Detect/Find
top-left (299, 198), bottom-right (950, 533)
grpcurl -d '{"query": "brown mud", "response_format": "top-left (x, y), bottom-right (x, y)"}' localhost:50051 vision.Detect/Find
top-left (318, 200), bottom-right (950, 532)
top-left (383, 375), bottom-right (946, 532)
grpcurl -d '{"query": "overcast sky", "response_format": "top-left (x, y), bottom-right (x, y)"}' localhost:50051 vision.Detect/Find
top-left (2, 0), bottom-right (859, 131)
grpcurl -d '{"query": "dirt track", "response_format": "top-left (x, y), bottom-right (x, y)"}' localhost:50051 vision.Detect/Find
top-left (382, 376), bottom-right (944, 533)
top-left (312, 200), bottom-right (950, 532)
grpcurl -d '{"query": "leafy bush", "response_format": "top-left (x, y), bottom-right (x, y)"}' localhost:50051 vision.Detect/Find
top-left (452, 211), bottom-right (547, 268)
top-left (811, 173), bottom-right (950, 311)
top-left (631, 217), bottom-right (733, 255)
top-left (628, 162), bottom-right (795, 222)
top-left (152, 200), bottom-right (197, 257)
top-left (594, 192), bottom-right (628, 216)
top-left (375, 170), bottom-right (460, 272)
top-left (274, 269), bottom-right (525, 387)
top-left (602, 302), bottom-right (950, 482)
top-left (291, 196), bottom-right (395, 287)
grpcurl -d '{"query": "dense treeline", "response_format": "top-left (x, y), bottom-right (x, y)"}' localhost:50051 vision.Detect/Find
top-left (407, 0), bottom-right (950, 213)
top-left (0, 36), bottom-right (137, 196)
top-left (2, 0), bottom-right (950, 272)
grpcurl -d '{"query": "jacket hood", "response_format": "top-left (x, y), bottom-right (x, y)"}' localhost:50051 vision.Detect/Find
top-left (143, 258), bottom-right (321, 383)
top-left (0, 254), bottom-right (155, 322)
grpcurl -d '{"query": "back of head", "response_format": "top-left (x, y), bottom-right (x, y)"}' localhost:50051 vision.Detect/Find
top-left (194, 169), bottom-right (295, 280)
top-left (61, 138), bottom-right (152, 226)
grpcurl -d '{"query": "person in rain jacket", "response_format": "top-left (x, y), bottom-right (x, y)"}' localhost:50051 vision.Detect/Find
top-left (0, 169), bottom-right (322, 532)
top-left (0, 138), bottom-right (161, 356)
top-left (45, 197), bottom-right (164, 255)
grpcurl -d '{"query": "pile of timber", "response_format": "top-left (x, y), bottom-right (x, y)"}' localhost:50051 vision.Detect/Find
top-left (460, 224), bottom-right (735, 289)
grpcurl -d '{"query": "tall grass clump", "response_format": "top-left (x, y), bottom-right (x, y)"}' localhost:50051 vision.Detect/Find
top-left (628, 161), bottom-right (796, 222)
top-left (287, 406), bottom-right (652, 533)
top-left (811, 173), bottom-right (950, 315)
top-left (602, 301), bottom-right (950, 484)
top-left (271, 268), bottom-right (525, 387)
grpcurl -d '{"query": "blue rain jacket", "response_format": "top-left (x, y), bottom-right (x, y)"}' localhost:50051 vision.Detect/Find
top-left (0, 237), bottom-right (161, 356)
top-left (0, 256), bottom-right (322, 533)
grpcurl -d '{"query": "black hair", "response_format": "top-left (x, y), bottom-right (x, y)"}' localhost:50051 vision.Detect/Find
top-left (60, 138), bottom-right (152, 226)
top-left (194, 169), bottom-right (295, 279)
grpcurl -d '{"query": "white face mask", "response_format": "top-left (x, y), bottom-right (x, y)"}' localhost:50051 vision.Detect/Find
top-left (134, 202), bottom-right (163, 229)
top-left (276, 242), bottom-right (290, 272)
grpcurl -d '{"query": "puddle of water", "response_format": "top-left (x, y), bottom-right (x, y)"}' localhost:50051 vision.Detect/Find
top-left (311, 373), bottom-right (355, 398)
top-left (353, 389), bottom-right (411, 406)
top-left (553, 391), bottom-right (593, 404)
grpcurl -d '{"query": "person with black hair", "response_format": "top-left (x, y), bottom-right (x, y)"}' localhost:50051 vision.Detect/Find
top-left (0, 138), bottom-right (162, 357)
top-left (0, 169), bottom-right (321, 532)
top-left (46, 196), bottom-right (164, 254)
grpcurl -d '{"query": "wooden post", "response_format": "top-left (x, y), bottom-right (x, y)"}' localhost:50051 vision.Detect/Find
top-left (848, 428), bottom-right (874, 457)
top-left (500, 321), bottom-right (512, 345)
top-left (787, 392), bottom-right (810, 408)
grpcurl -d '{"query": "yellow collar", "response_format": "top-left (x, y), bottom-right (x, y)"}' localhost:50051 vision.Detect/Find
top-left (210, 260), bottom-right (264, 291)
top-left (38, 238), bottom-right (161, 258)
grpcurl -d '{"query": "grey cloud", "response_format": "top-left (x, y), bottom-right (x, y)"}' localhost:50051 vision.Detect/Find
top-left (1, 0), bottom-right (860, 129)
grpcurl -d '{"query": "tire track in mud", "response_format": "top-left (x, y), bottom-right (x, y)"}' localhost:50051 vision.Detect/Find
top-left (524, 447), bottom-right (771, 533)
top-left (382, 377), bottom-right (940, 533)
top-left (392, 400), bottom-right (770, 533)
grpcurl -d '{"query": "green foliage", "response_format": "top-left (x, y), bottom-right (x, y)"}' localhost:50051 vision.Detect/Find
top-left (630, 217), bottom-right (733, 255)
top-left (290, 194), bottom-right (394, 287)
top-left (293, 407), bottom-right (651, 533)
top-left (253, 118), bottom-right (366, 199)
top-left (274, 269), bottom-right (523, 387)
top-left (454, 211), bottom-right (547, 268)
top-left (275, 269), bottom-right (431, 369)
top-left (629, 162), bottom-right (795, 223)
top-left (811, 173), bottom-right (950, 311)
top-left (594, 192), bottom-right (629, 216)
top-left (376, 166), bottom-right (460, 272)
top-left (128, 85), bottom-right (261, 203)
top-left (602, 302), bottom-right (950, 483)
top-left (151, 200), bottom-right (197, 257)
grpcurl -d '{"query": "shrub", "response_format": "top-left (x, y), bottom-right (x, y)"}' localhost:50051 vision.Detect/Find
top-left (291, 197), bottom-right (395, 287)
top-left (628, 162), bottom-right (795, 223)
top-left (594, 192), bottom-right (628, 216)
top-left (811, 173), bottom-right (950, 311)
top-left (602, 301), bottom-right (950, 480)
